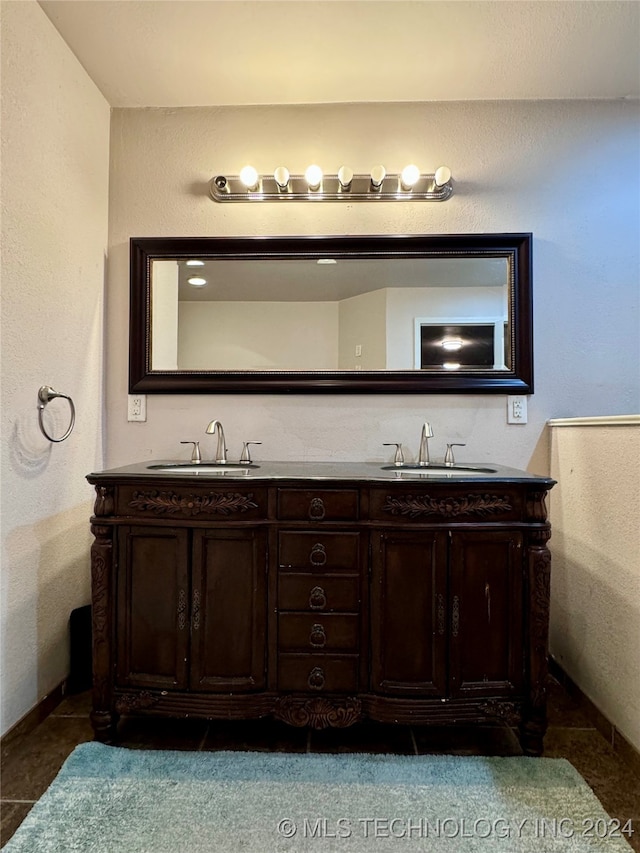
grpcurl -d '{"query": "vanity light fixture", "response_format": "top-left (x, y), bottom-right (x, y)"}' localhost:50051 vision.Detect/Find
top-left (443, 362), bottom-right (461, 370)
top-left (316, 258), bottom-right (337, 265)
top-left (187, 276), bottom-right (208, 287)
top-left (209, 164), bottom-right (453, 202)
top-left (186, 259), bottom-right (205, 266)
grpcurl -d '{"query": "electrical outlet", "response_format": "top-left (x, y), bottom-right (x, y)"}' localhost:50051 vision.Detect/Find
top-left (128, 394), bottom-right (147, 422)
top-left (507, 395), bottom-right (527, 424)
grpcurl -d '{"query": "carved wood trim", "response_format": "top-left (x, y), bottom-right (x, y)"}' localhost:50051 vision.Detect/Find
top-left (94, 485), bottom-right (114, 517)
top-left (477, 700), bottom-right (522, 725)
top-left (273, 696), bottom-right (362, 729)
top-left (128, 490), bottom-right (258, 517)
top-left (115, 691), bottom-right (161, 714)
top-left (383, 493), bottom-right (513, 519)
top-left (90, 523), bottom-right (113, 713)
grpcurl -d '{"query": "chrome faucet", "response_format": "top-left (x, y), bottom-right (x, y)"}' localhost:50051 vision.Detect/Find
top-left (417, 422), bottom-right (434, 466)
top-left (205, 420), bottom-right (227, 463)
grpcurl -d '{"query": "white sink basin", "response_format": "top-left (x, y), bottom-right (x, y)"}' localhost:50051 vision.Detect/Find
top-left (147, 462), bottom-right (258, 474)
top-left (380, 464), bottom-right (497, 474)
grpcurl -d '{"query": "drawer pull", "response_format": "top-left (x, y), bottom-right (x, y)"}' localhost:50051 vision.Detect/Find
top-left (309, 623), bottom-right (327, 648)
top-left (309, 586), bottom-right (327, 610)
top-left (308, 666), bottom-right (325, 690)
top-left (309, 497), bottom-right (326, 521)
top-left (309, 542), bottom-right (327, 567)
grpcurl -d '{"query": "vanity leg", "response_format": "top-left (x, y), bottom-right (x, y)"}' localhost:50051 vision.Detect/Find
top-left (90, 709), bottom-right (118, 743)
top-left (523, 525), bottom-right (552, 757)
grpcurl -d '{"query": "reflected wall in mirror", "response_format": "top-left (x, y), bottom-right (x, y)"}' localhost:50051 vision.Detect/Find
top-left (130, 234), bottom-right (533, 393)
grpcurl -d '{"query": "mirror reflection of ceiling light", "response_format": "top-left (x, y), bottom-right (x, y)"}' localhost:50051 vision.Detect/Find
top-left (186, 259), bottom-right (204, 266)
top-left (187, 276), bottom-right (207, 287)
top-left (441, 337), bottom-right (463, 351)
top-left (443, 362), bottom-right (461, 370)
top-left (316, 258), bottom-right (337, 265)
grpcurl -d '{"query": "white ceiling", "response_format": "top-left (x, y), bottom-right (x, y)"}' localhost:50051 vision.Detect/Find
top-left (39, 1), bottom-right (640, 108)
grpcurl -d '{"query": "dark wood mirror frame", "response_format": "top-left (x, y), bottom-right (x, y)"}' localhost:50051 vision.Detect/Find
top-left (129, 233), bottom-right (533, 394)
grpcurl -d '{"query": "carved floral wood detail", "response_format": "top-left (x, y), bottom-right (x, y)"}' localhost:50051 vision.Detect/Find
top-left (383, 493), bottom-right (512, 519)
top-left (114, 691), bottom-right (161, 714)
top-left (129, 490), bottom-right (258, 517)
top-left (274, 696), bottom-right (362, 729)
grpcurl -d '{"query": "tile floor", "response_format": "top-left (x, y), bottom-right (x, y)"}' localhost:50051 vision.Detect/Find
top-left (2, 678), bottom-right (639, 849)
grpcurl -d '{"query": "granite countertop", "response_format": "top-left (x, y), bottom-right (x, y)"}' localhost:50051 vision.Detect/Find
top-left (87, 459), bottom-right (555, 485)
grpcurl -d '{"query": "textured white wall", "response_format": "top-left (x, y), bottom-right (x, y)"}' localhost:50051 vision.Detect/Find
top-left (0, 2), bottom-right (110, 735)
top-left (549, 420), bottom-right (640, 752)
top-left (107, 101), bottom-right (639, 470)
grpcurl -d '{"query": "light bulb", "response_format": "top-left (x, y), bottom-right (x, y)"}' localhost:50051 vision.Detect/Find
top-left (188, 276), bottom-right (207, 287)
top-left (443, 362), bottom-right (461, 370)
top-left (239, 165), bottom-right (259, 189)
top-left (273, 166), bottom-right (290, 190)
top-left (305, 164), bottom-right (323, 190)
top-left (434, 166), bottom-right (452, 187)
top-left (186, 260), bottom-right (204, 266)
top-left (370, 165), bottom-right (386, 190)
top-left (337, 166), bottom-right (353, 190)
top-left (401, 164), bottom-right (421, 189)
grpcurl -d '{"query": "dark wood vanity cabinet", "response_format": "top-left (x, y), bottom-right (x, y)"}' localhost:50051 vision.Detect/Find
top-left (88, 470), bottom-right (553, 755)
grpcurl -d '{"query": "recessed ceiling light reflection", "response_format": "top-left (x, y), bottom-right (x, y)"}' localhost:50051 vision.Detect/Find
top-left (186, 260), bottom-right (205, 266)
top-left (187, 276), bottom-right (207, 287)
top-left (441, 338), bottom-right (463, 351)
top-left (443, 362), bottom-right (461, 370)
top-left (316, 258), bottom-right (337, 265)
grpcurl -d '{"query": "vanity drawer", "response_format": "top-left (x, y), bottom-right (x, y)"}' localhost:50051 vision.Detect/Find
top-left (278, 613), bottom-right (359, 652)
top-left (277, 489), bottom-right (359, 522)
top-left (116, 485), bottom-right (267, 520)
top-left (368, 487), bottom-right (522, 523)
top-left (278, 573), bottom-right (360, 613)
top-left (278, 654), bottom-right (359, 693)
top-left (279, 531), bottom-right (360, 571)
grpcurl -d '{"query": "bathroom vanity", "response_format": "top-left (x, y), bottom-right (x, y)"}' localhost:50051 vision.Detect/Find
top-left (87, 461), bottom-right (554, 754)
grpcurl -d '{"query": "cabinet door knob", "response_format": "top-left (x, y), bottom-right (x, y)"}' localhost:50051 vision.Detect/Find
top-left (309, 623), bottom-right (327, 648)
top-left (309, 586), bottom-right (327, 610)
top-left (309, 497), bottom-right (325, 520)
top-left (309, 542), bottom-right (327, 566)
top-left (308, 666), bottom-right (325, 690)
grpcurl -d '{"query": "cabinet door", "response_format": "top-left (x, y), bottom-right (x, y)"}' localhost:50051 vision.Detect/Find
top-left (116, 526), bottom-right (190, 689)
top-left (370, 530), bottom-right (447, 695)
top-left (191, 528), bottom-right (267, 692)
top-left (449, 530), bottom-right (524, 697)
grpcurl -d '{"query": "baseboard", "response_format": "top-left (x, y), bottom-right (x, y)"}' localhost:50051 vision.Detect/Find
top-left (549, 657), bottom-right (640, 777)
top-left (0, 679), bottom-right (66, 756)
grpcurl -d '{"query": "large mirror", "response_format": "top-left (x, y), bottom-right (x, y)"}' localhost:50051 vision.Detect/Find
top-left (130, 234), bottom-right (533, 393)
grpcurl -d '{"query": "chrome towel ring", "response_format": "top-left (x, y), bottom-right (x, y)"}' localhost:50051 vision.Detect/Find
top-left (37, 385), bottom-right (76, 443)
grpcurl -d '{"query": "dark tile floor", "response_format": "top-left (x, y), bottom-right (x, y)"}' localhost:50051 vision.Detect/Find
top-left (2, 678), bottom-right (639, 849)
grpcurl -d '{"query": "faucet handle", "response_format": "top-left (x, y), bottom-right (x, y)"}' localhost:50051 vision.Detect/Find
top-left (180, 440), bottom-right (202, 462)
top-left (240, 441), bottom-right (262, 464)
top-left (444, 443), bottom-right (466, 466)
top-left (383, 443), bottom-right (405, 465)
